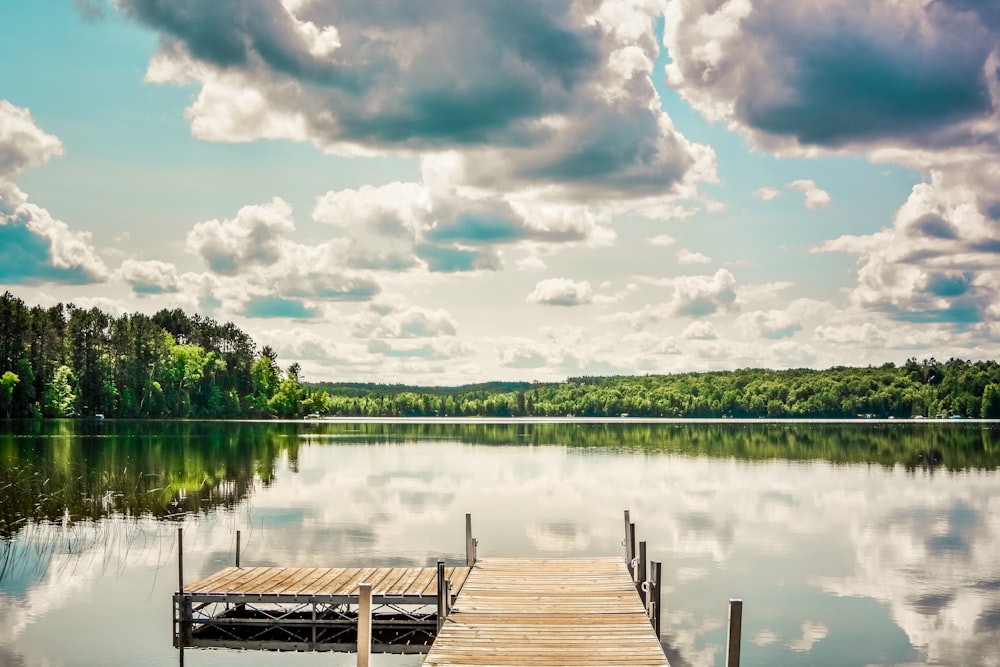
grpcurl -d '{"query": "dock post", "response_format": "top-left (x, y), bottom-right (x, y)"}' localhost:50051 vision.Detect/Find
top-left (466, 513), bottom-right (475, 566)
top-left (175, 529), bottom-right (194, 649)
top-left (437, 560), bottom-right (447, 633)
top-left (624, 510), bottom-right (633, 577)
top-left (177, 527), bottom-right (184, 594)
top-left (627, 521), bottom-right (637, 580)
top-left (726, 599), bottom-right (743, 667)
top-left (358, 583), bottom-right (372, 667)
top-left (650, 561), bottom-right (662, 638)
top-left (637, 540), bottom-right (647, 604)
top-left (235, 530), bottom-right (241, 568)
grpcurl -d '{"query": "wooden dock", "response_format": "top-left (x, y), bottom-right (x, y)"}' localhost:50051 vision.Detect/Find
top-left (424, 557), bottom-right (668, 667)
top-left (174, 564), bottom-right (470, 653)
top-left (173, 512), bottom-right (673, 663)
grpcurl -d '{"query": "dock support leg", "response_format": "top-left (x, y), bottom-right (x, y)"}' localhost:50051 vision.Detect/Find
top-left (175, 527), bottom-right (192, 648)
top-left (172, 593), bottom-right (182, 648)
top-left (173, 592), bottom-right (193, 648)
top-left (651, 562), bottom-right (663, 639)
top-left (637, 541), bottom-right (647, 605)
top-left (649, 561), bottom-right (662, 638)
top-left (358, 583), bottom-right (372, 667)
top-left (437, 559), bottom-right (447, 633)
top-left (235, 530), bottom-right (241, 568)
top-left (466, 513), bottom-right (475, 566)
top-left (726, 599), bottom-right (743, 667)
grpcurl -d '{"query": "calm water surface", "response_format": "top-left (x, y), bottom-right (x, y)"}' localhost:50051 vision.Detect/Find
top-left (1, 420), bottom-right (999, 667)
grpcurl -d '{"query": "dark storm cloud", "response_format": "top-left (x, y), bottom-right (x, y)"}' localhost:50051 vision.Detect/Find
top-left (936, 0), bottom-right (1000, 30)
top-left (909, 214), bottom-right (959, 240)
top-left (120, 0), bottom-right (599, 147)
top-left (518, 103), bottom-right (692, 195)
top-left (736, 21), bottom-right (992, 147)
top-left (666, 0), bottom-right (1000, 152)
top-left (124, 0), bottom-right (707, 198)
top-left (969, 239), bottom-right (1000, 253)
top-left (984, 202), bottom-right (1000, 221)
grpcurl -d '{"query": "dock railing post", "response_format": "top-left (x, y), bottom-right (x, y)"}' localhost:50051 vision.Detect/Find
top-left (726, 599), bottom-right (743, 667)
top-left (177, 527), bottom-right (184, 594)
top-left (235, 529), bottom-right (241, 568)
top-left (358, 583), bottom-right (372, 667)
top-left (465, 513), bottom-right (475, 566)
top-left (436, 559), bottom-right (447, 633)
top-left (637, 540), bottom-right (647, 604)
top-left (627, 522), bottom-right (637, 580)
top-left (649, 561), bottom-right (662, 638)
top-left (624, 510), bottom-right (633, 577)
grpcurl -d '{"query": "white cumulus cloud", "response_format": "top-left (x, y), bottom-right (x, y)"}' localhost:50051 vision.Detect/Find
top-left (527, 278), bottom-right (594, 306)
top-left (787, 179), bottom-right (831, 210)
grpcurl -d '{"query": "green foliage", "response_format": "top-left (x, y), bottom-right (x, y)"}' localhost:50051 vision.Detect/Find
top-left (1, 370), bottom-right (19, 418)
top-left (43, 365), bottom-right (76, 417)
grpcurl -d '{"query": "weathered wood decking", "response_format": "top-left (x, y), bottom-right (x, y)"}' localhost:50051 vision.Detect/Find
top-left (184, 564), bottom-right (471, 602)
top-left (174, 564), bottom-right (471, 653)
top-left (424, 557), bottom-right (668, 667)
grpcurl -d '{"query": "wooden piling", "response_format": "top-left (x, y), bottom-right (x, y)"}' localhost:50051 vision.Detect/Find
top-left (177, 527), bottom-right (184, 593)
top-left (627, 522), bottom-right (637, 579)
top-left (650, 561), bottom-right (662, 638)
top-left (726, 599), bottom-right (743, 667)
top-left (235, 530), bottom-right (241, 568)
top-left (357, 583), bottom-right (372, 667)
top-left (465, 513), bottom-right (475, 566)
top-left (637, 540), bottom-right (647, 604)
top-left (437, 559), bottom-right (447, 633)
top-left (624, 510), bottom-right (633, 576)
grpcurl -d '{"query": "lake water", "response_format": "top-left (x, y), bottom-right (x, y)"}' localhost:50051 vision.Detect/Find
top-left (1, 420), bottom-right (999, 667)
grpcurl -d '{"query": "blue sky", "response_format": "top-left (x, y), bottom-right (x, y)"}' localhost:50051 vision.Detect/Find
top-left (2, 0), bottom-right (999, 383)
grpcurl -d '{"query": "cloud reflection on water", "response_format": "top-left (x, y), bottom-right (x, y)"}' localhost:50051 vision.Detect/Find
top-left (0, 427), bottom-right (998, 667)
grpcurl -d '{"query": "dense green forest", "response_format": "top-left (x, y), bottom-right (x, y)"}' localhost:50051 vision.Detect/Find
top-left (3, 291), bottom-right (1000, 419)
top-left (311, 359), bottom-right (1000, 419)
top-left (0, 291), bottom-right (323, 419)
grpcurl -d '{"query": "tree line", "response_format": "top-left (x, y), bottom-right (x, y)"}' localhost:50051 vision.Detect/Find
top-left (0, 291), bottom-right (326, 419)
top-left (3, 291), bottom-right (1000, 420)
top-left (311, 360), bottom-right (1000, 419)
